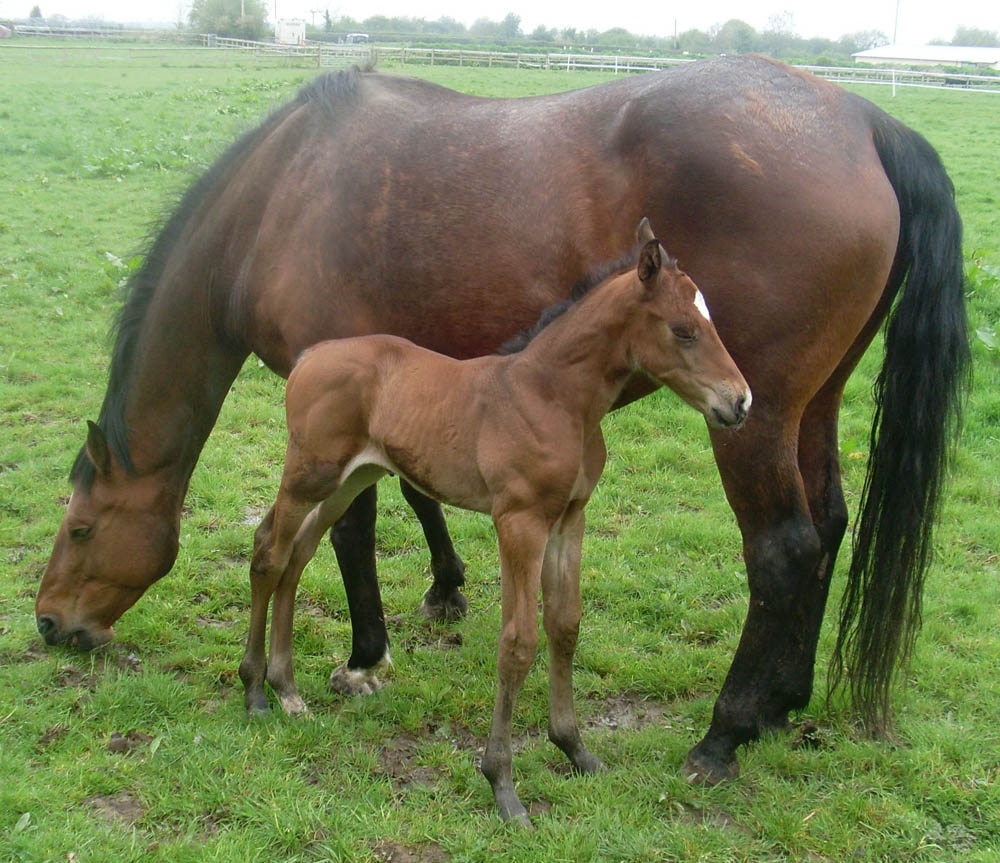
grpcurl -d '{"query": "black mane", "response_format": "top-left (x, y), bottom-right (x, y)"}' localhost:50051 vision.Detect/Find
top-left (70, 68), bottom-right (366, 489)
top-left (496, 250), bottom-right (640, 355)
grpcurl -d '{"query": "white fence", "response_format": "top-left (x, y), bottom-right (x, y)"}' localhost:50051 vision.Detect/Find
top-left (7, 30), bottom-right (1000, 92)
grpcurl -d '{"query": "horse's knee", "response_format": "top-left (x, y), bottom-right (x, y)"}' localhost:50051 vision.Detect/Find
top-left (744, 517), bottom-right (823, 610)
top-left (499, 624), bottom-right (539, 677)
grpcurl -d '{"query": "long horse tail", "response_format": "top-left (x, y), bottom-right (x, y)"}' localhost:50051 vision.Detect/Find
top-left (830, 107), bottom-right (971, 732)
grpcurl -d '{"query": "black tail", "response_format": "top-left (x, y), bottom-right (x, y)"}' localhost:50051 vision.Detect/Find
top-left (830, 108), bottom-right (971, 731)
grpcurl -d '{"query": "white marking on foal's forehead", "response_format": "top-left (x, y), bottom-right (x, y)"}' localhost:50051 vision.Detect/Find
top-left (693, 289), bottom-right (711, 321)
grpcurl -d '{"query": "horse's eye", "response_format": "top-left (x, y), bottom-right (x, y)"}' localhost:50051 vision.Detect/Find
top-left (69, 525), bottom-right (93, 541)
top-left (671, 325), bottom-right (698, 343)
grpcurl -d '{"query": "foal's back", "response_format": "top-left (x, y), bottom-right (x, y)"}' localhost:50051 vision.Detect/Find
top-left (288, 335), bottom-right (509, 514)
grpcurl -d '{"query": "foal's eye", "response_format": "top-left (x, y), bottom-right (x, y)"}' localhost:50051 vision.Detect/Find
top-left (69, 525), bottom-right (93, 541)
top-left (671, 325), bottom-right (698, 343)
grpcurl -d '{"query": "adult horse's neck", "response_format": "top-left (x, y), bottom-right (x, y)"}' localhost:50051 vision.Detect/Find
top-left (123, 290), bottom-right (249, 487)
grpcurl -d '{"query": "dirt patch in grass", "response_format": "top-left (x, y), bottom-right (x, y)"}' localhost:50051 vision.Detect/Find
top-left (53, 645), bottom-right (143, 689)
top-left (373, 840), bottom-right (450, 863)
top-left (86, 792), bottom-right (144, 825)
top-left (583, 692), bottom-right (677, 733)
top-left (397, 626), bottom-right (463, 654)
top-left (37, 724), bottom-right (68, 748)
top-left (677, 802), bottom-right (746, 833)
top-left (790, 721), bottom-right (833, 751)
top-left (378, 732), bottom-right (442, 790)
top-left (106, 729), bottom-right (155, 756)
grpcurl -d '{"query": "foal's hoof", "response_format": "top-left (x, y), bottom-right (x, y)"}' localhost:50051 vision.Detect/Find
top-left (495, 797), bottom-right (534, 830)
top-left (329, 662), bottom-right (383, 696)
top-left (244, 686), bottom-right (270, 717)
top-left (571, 750), bottom-right (607, 775)
top-left (682, 745), bottom-right (739, 785)
top-left (277, 693), bottom-right (310, 716)
top-left (419, 586), bottom-right (469, 622)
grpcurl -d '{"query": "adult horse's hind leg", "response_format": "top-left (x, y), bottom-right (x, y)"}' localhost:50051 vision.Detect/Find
top-left (399, 479), bottom-right (469, 622)
top-left (684, 409), bottom-right (825, 782)
top-left (328, 485), bottom-right (393, 695)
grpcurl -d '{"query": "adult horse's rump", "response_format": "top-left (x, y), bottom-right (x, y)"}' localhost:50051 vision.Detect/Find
top-left (36, 56), bottom-right (969, 782)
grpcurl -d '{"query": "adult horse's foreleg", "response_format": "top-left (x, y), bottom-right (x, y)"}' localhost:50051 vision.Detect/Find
top-left (542, 502), bottom-right (604, 775)
top-left (481, 508), bottom-right (549, 827)
top-left (398, 479), bottom-right (469, 622)
top-left (684, 413), bottom-right (825, 782)
top-left (328, 485), bottom-right (392, 695)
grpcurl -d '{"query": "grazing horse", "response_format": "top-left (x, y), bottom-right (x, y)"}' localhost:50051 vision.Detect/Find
top-left (36, 56), bottom-right (969, 784)
top-left (240, 228), bottom-right (751, 823)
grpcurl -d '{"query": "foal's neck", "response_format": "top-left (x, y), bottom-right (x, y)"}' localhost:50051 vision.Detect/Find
top-left (513, 280), bottom-right (637, 427)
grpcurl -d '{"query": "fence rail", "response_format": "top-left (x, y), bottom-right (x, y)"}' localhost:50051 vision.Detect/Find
top-left (5, 30), bottom-right (999, 92)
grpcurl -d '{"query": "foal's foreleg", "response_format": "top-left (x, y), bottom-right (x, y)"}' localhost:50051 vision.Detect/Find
top-left (480, 509), bottom-right (548, 827)
top-left (239, 498), bottom-right (313, 715)
top-left (399, 479), bottom-right (469, 622)
top-left (266, 503), bottom-right (342, 715)
top-left (542, 504), bottom-right (604, 774)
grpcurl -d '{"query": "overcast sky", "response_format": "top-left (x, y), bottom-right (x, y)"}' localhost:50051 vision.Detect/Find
top-left (4, 0), bottom-right (999, 45)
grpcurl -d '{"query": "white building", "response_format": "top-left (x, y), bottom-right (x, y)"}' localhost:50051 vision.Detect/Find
top-left (853, 44), bottom-right (1000, 70)
top-left (275, 18), bottom-right (306, 46)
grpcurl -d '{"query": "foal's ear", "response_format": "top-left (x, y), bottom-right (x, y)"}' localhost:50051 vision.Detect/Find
top-left (85, 421), bottom-right (113, 477)
top-left (636, 217), bottom-right (656, 245)
top-left (637, 238), bottom-right (662, 284)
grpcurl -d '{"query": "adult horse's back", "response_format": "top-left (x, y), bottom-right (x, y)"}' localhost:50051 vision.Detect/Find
top-left (36, 56), bottom-right (968, 782)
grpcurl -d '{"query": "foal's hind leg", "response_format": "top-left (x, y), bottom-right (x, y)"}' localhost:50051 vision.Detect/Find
top-left (399, 480), bottom-right (469, 622)
top-left (543, 502), bottom-right (604, 774)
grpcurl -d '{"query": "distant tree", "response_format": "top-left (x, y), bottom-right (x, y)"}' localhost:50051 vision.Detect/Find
top-left (427, 16), bottom-right (465, 35)
top-left (500, 12), bottom-right (521, 40)
top-left (29, 5), bottom-right (42, 18)
top-left (839, 29), bottom-right (889, 53)
top-left (952, 26), bottom-right (999, 46)
top-left (323, 9), bottom-right (332, 32)
top-left (599, 27), bottom-right (632, 48)
top-left (712, 19), bottom-right (758, 53)
top-left (677, 28), bottom-right (712, 53)
top-left (469, 17), bottom-right (501, 39)
top-left (189, 0), bottom-right (268, 39)
top-left (530, 24), bottom-right (555, 41)
top-left (760, 11), bottom-right (795, 56)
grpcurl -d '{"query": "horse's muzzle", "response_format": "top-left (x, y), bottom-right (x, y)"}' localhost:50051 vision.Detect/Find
top-left (36, 614), bottom-right (107, 651)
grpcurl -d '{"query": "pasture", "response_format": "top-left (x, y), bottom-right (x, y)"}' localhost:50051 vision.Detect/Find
top-left (1, 45), bottom-right (999, 862)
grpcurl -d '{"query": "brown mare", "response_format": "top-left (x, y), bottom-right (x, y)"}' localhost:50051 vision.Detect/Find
top-left (36, 56), bottom-right (969, 785)
top-left (241, 227), bottom-right (750, 823)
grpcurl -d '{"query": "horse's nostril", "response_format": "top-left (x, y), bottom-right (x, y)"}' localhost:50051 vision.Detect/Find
top-left (37, 614), bottom-right (58, 641)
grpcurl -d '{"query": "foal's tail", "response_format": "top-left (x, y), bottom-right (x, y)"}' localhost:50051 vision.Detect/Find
top-left (830, 108), bottom-right (971, 732)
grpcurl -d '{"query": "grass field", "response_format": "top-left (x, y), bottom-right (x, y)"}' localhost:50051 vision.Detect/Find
top-left (1, 45), bottom-right (999, 862)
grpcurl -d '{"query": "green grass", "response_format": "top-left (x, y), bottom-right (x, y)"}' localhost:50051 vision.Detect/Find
top-left (1, 45), bottom-right (999, 862)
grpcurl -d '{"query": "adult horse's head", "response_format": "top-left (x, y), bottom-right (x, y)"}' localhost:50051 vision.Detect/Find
top-left (629, 218), bottom-right (751, 430)
top-left (35, 421), bottom-right (180, 650)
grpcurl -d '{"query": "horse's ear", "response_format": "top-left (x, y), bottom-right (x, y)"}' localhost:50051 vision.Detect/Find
top-left (637, 238), bottom-right (662, 284)
top-left (636, 217), bottom-right (656, 245)
top-left (85, 421), bottom-right (113, 477)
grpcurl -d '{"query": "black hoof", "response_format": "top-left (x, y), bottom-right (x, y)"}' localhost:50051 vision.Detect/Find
top-left (683, 744), bottom-right (739, 785)
top-left (419, 586), bottom-right (469, 622)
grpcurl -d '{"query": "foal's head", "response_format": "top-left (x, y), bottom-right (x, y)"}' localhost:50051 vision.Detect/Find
top-left (625, 220), bottom-right (751, 429)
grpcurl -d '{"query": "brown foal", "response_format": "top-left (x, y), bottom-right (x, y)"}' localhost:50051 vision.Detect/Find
top-left (239, 222), bottom-right (751, 825)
